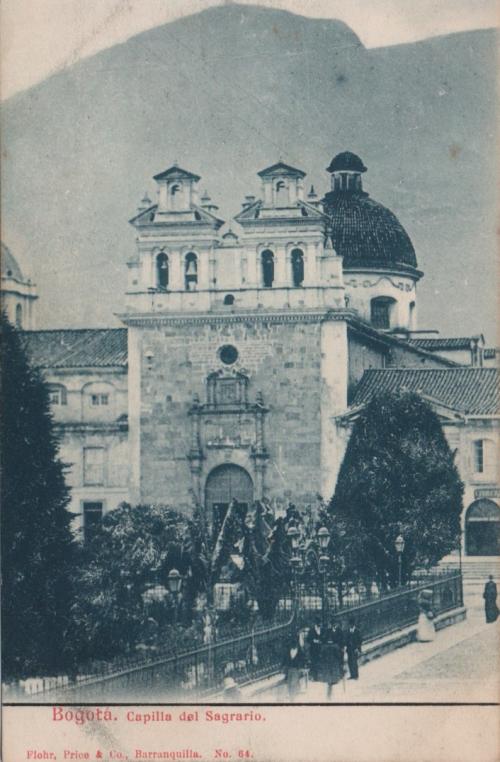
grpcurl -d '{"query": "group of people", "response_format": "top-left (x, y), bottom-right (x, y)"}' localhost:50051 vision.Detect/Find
top-left (283, 616), bottom-right (362, 701)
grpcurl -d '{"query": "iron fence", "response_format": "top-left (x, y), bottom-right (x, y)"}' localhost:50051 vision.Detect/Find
top-left (295, 571), bottom-right (464, 642)
top-left (4, 571), bottom-right (463, 703)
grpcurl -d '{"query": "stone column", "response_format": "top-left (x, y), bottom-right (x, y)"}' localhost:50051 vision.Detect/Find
top-left (158, 183), bottom-right (167, 211)
top-left (197, 249), bottom-right (210, 290)
top-left (249, 246), bottom-right (260, 288)
top-left (320, 319), bottom-right (348, 500)
top-left (274, 244), bottom-right (288, 287)
top-left (148, 251), bottom-right (156, 288)
top-left (127, 327), bottom-right (142, 505)
top-left (170, 251), bottom-right (183, 290)
top-left (263, 180), bottom-right (272, 205)
top-left (304, 241), bottom-right (318, 286)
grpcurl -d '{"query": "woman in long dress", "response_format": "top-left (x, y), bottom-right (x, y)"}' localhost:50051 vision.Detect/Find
top-left (282, 636), bottom-right (306, 701)
top-left (417, 608), bottom-right (436, 642)
top-left (319, 624), bottom-right (344, 699)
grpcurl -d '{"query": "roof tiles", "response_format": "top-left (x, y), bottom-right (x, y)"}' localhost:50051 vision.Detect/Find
top-left (352, 367), bottom-right (499, 416)
top-left (21, 328), bottom-right (127, 369)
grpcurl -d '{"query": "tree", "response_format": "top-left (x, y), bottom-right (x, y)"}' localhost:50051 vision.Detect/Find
top-left (70, 503), bottom-right (202, 661)
top-left (0, 313), bottom-right (77, 679)
top-left (329, 391), bottom-right (463, 589)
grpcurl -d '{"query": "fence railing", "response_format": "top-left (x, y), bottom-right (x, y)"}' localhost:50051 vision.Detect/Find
top-left (4, 571), bottom-right (463, 703)
top-left (325, 572), bottom-right (463, 643)
top-left (294, 570), bottom-right (464, 640)
top-left (4, 613), bottom-right (296, 703)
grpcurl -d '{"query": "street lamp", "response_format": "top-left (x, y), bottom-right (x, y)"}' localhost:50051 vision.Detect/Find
top-left (318, 526), bottom-right (331, 624)
top-left (167, 568), bottom-right (183, 627)
top-left (395, 534), bottom-right (405, 588)
top-left (287, 524), bottom-right (300, 551)
top-left (287, 525), bottom-right (302, 610)
top-left (318, 526), bottom-right (331, 551)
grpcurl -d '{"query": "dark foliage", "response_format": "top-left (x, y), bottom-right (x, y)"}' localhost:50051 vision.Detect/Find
top-left (329, 392), bottom-right (463, 588)
top-left (69, 503), bottom-right (202, 661)
top-left (0, 314), bottom-right (76, 679)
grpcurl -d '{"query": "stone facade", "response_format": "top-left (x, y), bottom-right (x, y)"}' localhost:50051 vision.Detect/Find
top-left (5, 151), bottom-right (498, 554)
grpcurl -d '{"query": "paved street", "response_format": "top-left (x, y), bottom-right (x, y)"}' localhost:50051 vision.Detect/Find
top-left (265, 595), bottom-right (500, 703)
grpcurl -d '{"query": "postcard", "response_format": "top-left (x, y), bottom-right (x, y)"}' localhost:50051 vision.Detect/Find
top-left (1, 1), bottom-right (499, 760)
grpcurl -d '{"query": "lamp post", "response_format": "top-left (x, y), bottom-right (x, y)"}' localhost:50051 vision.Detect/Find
top-left (318, 526), bottom-right (331, 625)
top-left (141, 579), bottom-right (168, 649)
top-left (167, 568), bottom-right (183, 627)
top-left (395, 534), bottom-right (405, 588)
top-left (287, 523), bottom-right (303, 611)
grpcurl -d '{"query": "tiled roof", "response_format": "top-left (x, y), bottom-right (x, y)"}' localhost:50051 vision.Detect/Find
top-left (351, 367), bottom-right (499, 416)
top-left (323, 191), bottom-right (419, 273)
top-left (21, 328), bottom-right (127, 369)
top-left (409, 337), bottom-right (480, 351)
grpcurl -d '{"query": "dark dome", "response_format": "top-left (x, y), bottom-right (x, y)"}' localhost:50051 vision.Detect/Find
top-left (327, 151), bottom-right (367, 174)
top-left (325, 192), bottom-right (419, 273)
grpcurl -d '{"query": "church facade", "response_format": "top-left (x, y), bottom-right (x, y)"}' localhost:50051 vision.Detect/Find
top-left (7, 151), bottom-right (499, 555)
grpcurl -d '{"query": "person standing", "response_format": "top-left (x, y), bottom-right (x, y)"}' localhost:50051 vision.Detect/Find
top-left (306, 617), bottom-right (322, 681)
top-left (320, 622), bottom-right (344, 699)
top-left (345, 617), bottom-right (362, 680)
top-left (483, 575), bottom-right (498, 623)
top-left (282, 635), bottom-right (306, 701)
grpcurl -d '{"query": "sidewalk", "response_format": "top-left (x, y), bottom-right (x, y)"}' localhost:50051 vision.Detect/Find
top-left (258, 595), bottom-right (500, 703)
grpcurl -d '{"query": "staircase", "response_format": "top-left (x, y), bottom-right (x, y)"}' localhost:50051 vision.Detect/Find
top-left (438, 555), bottom-right (500, 610)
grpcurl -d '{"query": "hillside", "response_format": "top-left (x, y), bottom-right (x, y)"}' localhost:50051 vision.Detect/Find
top-left (1, 4), bottom-right (497, 338)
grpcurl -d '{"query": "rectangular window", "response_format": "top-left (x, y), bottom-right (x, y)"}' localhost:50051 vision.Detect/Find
top-left (83, 447), bottom-right (105, 485)
top-left (48, 385), bottom-right (67, 405)
top-left (91, 393), bottom-right (109, 406)
top-left (473, 440), bottom-right (484, 473)
top-left (371, 302), bottom-right (390, 329)
top-left (83, 501), bottom-right (103, 544)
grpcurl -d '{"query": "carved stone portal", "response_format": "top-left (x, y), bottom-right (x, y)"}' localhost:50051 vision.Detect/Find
top-left (187, 369), bottom-right (269, 503)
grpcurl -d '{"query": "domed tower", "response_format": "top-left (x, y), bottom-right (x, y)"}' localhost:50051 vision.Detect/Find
top-left (322, 152), bottom-right (422, 332)
top-left (1, 242), bottom-right (38, 329)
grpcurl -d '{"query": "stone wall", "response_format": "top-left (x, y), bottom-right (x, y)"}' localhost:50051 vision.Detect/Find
top-left (135, 315), bottom-right (345, 513)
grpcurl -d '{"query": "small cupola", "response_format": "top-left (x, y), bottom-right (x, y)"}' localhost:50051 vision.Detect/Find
top-left (137, 193), bottom-right (152, 213)
top-left (257, 161), bottom-right (306, 207)
top-left (326, 151), bottom-right (367, 193)
top-left (200, 190), bottom-right (219, 213)
top-left (153, 164), bottom-right (201, 212)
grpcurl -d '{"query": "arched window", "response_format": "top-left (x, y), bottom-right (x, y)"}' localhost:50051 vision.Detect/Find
top-left (15, 303), bottom-right (23, 328)
top-left (291, 248), bottom-right (304, 287)
top-left (261, 249), bottom-right (274, 288)
top-left (409, 301), bottom-right (416, 329)
top-left (156, 252), bottom-right (169, 290)
top-left (275, 179), bottom-right (288, 206)
top-left (185, 252), bottom-right (198, 291)
top-left (371, 297), bottom-right (396, 329)
top-left (223, 294), bottom-right (235, 305)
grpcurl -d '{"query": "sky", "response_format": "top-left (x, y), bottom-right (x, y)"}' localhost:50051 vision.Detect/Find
top-left (1, 0), bottom-right (497, 100)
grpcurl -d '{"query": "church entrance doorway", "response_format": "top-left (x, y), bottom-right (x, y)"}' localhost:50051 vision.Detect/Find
top-left (465, 499), bottom-right (500, 556)
top-left (205, 464), bottom-right (253, 536)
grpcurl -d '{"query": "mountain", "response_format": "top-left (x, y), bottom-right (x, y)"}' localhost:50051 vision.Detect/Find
top-left (1, 4), bottom-right (497, 339)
